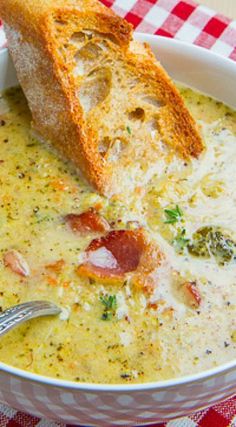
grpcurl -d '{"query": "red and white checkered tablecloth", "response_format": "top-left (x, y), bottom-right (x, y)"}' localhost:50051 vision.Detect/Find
top-left (0, 0), bottom-right (235, 426)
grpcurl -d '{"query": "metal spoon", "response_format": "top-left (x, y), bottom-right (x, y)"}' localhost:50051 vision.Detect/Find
top-left (0, 301), bottom-right (61, 337)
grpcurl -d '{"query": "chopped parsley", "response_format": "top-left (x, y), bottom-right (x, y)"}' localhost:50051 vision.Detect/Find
top-left (120, 373), bottom-right (131, 379)
top-left (100, 294), bottom-right (117, 321)
top-left (173, 228), bottom-right (190, 253)
top-left (164, 205), bottom-right (183, 224)
top-left (34, 213), bottom-right (53, 224)
top-left (26, 142), bottom-right (38, 147)
top-left (126, 126), bottom-right (132, 135)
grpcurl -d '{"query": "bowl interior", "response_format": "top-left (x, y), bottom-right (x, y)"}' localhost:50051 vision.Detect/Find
top-left (0, 36), bottom-right (235, 391)
top-left (135, 34), bottom-right (236, 109)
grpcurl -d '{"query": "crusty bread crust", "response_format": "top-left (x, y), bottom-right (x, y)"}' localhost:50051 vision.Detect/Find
top-left (0, 0), bottom-right (204, 195)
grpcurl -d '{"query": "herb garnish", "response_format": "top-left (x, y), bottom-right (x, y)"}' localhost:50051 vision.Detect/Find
top-left (164, 205), bottom-right (183, 224)
top-left (26, 143), bottom-right (37, 147)
top-left (173, 228), bottom-right (190, 253)
top-left (100, 294), bottom-right (117, 321)
top-left (120, 373), bottom-right (131, 379)
top-left (35, 213), bottom-right (53, 224)
top-left (127, 126), bottom-right (132, 135)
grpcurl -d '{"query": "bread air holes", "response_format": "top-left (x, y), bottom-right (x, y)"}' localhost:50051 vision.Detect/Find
top-left (129, 78), bottom-right (140, 89)
top-left (70, 30), bottom-right (118, 49)
top-left (146, 118), bottom-right (160, 140)
top-left (70, 31), bottom-right (92, 47)
top-left (73, 43), bottom-right (103, 77)
top-left (98, 136), bottom-right (111, 156)
top-left (54, 19), bottom-right (68, 36)
top-left (99, 138), bottom-right (126, 162)
top-left (70, 32), bottom-right (86, 46)
top-left (55, 20), bottom-right (67, 27)
top-left (129, 107), bottom-right (145, 121)
top-left (142, 96), bottom-right (163, 108)
top-left (78, 67), bottom-right (112, 113)
top-left (88, 30), bottom-right (119, 46)
top-left (58, 42), bottom-right (70, 57)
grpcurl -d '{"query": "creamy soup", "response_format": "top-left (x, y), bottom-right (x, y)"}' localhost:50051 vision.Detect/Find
top-left (0, 86), bottom-right (235, 384)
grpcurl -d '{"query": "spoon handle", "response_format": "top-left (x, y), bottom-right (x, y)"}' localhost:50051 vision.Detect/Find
top-left (0, 301), bottom-right (61, 337)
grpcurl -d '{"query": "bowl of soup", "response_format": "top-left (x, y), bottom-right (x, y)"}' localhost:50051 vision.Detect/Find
top-left (0, 34), bottom-right (235, 426)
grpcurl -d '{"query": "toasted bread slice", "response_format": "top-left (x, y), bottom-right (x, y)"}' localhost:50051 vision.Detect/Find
top-left (0, 0), bottom-right (204, 195)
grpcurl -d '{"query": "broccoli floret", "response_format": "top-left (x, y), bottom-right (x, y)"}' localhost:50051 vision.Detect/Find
top-left (188, 226), bottom-right (236, 266)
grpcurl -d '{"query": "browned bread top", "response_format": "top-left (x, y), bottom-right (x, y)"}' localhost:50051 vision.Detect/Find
top-left (0, 0), bottom-right (204, 195)
top-left (0, 0), bottom-right (132, 45)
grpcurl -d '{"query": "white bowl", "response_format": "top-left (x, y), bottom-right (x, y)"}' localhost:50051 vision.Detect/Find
top-left (0, 35), bottom-right (235, 426)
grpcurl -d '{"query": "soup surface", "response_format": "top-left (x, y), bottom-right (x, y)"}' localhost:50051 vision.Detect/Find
top-left (0, 86), bottom-right (235, 384)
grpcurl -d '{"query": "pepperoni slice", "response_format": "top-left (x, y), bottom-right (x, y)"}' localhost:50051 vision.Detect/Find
top-left (77, 229), bottom-right (146, 282)
top-left (64, 208), bottom-right (110, 234)
top-left (3, 250), bottom-right (30, 277)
